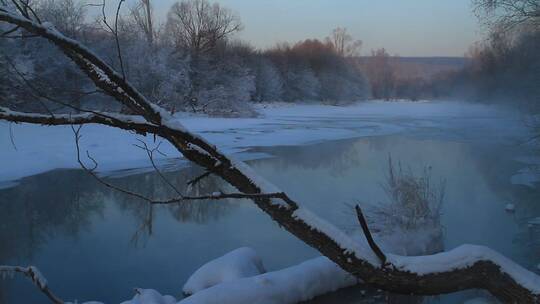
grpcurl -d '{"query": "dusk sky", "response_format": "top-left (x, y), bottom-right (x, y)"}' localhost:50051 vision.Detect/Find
top-left (148, 0), bottom-right (485, 57)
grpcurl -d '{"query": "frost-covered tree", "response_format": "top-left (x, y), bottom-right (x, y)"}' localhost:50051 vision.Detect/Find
top-left (253, 57), bottom-right (283, 102)
top-left (286, 65), bottom-right (321, 102)
top-left (267, 39), bottom-right (369, 103)
top-left (190, 42), bottom-right (256, 116)
top-left (122, 41), bottom-right (192, 111)
top-left (34, 0), bottom-right (86, 38)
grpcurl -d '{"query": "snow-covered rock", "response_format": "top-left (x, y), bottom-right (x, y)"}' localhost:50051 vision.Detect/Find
top-left (182, 247), bottom-right (265, 295)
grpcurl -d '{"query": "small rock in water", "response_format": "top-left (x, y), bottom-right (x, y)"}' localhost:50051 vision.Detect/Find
top-left (505, 203), bottom-right (515, 212)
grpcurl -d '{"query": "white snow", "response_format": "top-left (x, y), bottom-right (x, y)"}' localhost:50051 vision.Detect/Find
top-left (0, 266), bottom-right (47, 289)
top-left (1, 101), bottom-right (523, 187)
top-left (119, 289), bottom-right (177, 304)
top-left (388, 244), bottom-right (540, 295)
top-left (183, 247), bottom-right (266, 295)
top-left (292, 208), bottom-right (379, 265)
top-left (179, 256), bottom-right (358, 304)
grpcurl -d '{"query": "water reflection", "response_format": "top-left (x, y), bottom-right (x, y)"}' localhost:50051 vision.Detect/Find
top-left (1, 135), bottom-right (539, 303)
top-left (0, 170), bottom-right (104, 262)
top-left (106, 166), bottom-right (236, 246)
top-left (0, 166), bottom-right (238, 303)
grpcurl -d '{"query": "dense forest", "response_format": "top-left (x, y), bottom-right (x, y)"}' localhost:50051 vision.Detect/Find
top-left (0, 0), bottom-right (372, 117)
top-left (0, 0), bottom-right (538, 116)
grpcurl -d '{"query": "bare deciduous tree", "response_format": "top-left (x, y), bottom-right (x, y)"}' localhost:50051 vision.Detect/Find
top-left (473, 0), bottom-right (540, 29)
top-left (327, 27), bottom-right (362, 57)
top-left (35, 0), bottom-right (86, 38)
top-left (129, 0), bottom-right (155, 46)
top-left (165, 0), bottom-right (242, 55)
top-left (365, 48), bottom-right (396, 100)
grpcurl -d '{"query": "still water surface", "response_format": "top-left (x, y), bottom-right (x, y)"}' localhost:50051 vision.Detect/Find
top-left (1, 133), bottom-right (540, 303)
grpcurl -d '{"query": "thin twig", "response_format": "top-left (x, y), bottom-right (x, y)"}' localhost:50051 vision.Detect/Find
top-left (187, 170), bottom-right (212, 187)
top-left (72, 126), bottom-right (297, 207)
top-left (101, 0), bottom-right (126, 79)
top-left (133, 139), bottom-right (183, 197)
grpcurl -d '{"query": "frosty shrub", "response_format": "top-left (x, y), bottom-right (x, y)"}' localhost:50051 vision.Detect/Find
top-left (369, 156), bottom-right (445, 232)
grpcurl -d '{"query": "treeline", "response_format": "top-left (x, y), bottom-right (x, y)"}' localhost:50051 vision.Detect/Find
top-left (424, 0), bottom-right (540, 110)
top-left (432, 27), bottom-right (540, 110)
top-left (0, 0), bottom-right (370, 117)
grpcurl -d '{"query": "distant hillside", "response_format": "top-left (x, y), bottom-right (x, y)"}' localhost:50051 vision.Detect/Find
top-left (359, 56), bottom-right (468, 79)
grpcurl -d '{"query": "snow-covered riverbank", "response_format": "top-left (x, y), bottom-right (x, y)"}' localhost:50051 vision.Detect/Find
top-left (0, 100), bottom-right (528, 188)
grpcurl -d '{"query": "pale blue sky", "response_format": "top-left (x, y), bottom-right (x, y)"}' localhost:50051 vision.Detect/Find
top-left (150, 0), bottom-right (485, 56)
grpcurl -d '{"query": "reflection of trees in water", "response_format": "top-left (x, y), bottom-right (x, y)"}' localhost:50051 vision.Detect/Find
top-left (105, 166), bottom-right (235, 245)
top-left (0, 166), bottom-right (235, 259)
top-left (107, 165), bottom-right (234, 223)
top-left (0, 170), bottom-right (104, 262)
top-left (0, 170), bottom-right (104, 304)
top-left (0, 165), bottom-right (235, 301)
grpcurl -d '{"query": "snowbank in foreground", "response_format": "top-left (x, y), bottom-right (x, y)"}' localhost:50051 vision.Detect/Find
top-left (179, 256), bottom-right (358, 304)
top-left (68, 256), bottom-right (356, 304)
top-left (0, 101), bottom-right (525, 187)
top-left (182, 247), bottom-right (266, 295)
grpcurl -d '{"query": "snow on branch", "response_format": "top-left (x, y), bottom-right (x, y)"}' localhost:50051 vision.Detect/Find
top-left (388, 244), bottom-right (540, 295)
top-left (0, 106), bottom-right (165, 137)
top-left (0, 265), bottom-right (63, 304)
top-left (0, 9), bottom-right (164, 123)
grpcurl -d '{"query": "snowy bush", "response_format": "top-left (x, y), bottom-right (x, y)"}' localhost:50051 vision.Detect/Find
top-left (368, 156), bottom-right (445, 233)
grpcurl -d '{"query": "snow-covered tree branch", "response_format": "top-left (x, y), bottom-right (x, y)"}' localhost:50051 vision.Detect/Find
top-left (1, 3), bottom-right (539, 303)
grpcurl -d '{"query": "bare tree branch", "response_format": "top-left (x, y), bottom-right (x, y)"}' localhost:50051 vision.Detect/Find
top-left (355, 205), bottom-right (387, 266)
top-left (133, 139), bottom-right (184, 197)
top-left (0, 266), bottom-right (64, 304)
top-left (72, 125), bottom-right (297, 207)
top-left (100, 0), bottom-right (126, 79)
